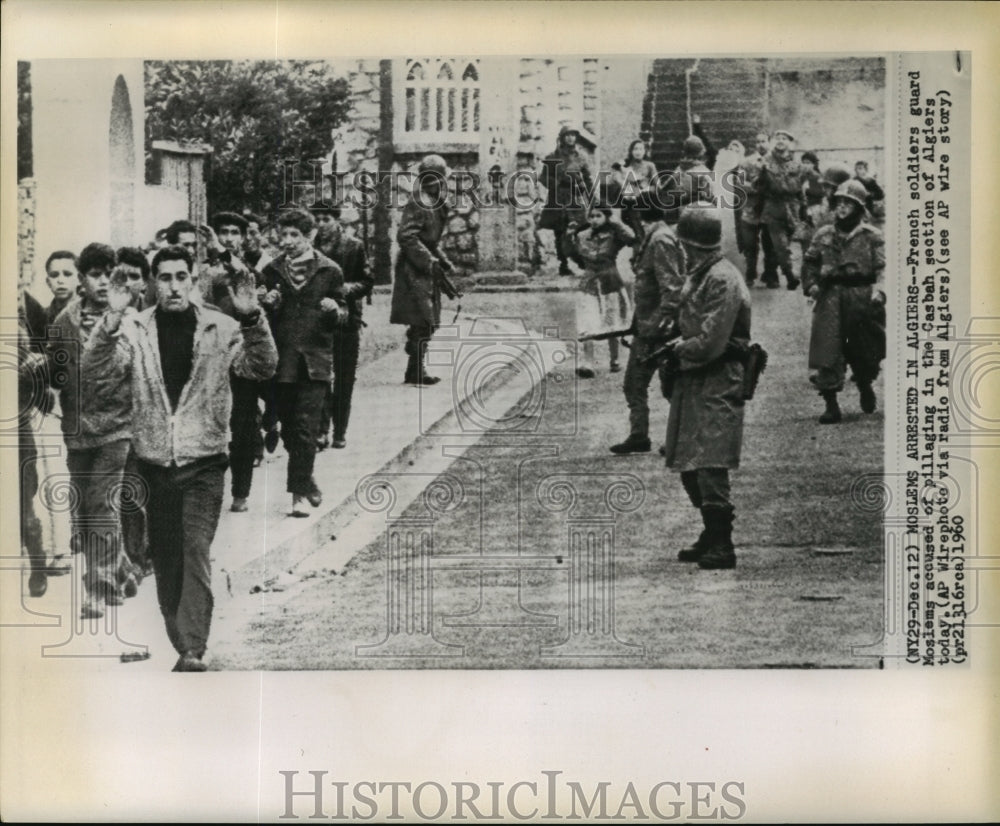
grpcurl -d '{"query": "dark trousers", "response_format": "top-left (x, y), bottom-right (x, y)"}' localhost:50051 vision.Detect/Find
top-left (275, 379), bottom-right (329, 495)
top-left (66, 439), bottom-right (131, 597)
top-left (738, 221), bottom-right (777, 282)
top-left (622, 337), bottom-right (660, 438)
top-left (554, 227), bottom-right (569, 269)
top-left (229, 374), bottom-right (261, 499)
top-left (680, 468), bottom-right (732, 510)
top-left (404, 324), bottom-right (436, 374)
top-left (319, 322), bottom-right (362, 441)
top-left (121, 445), bottom-right (149, 572)
top-left (19, 426), bottom-right (45, 571)
top-left (764, 220), bottom-right (794, 282)
top-left (137, 455), bottom-right (226, 657)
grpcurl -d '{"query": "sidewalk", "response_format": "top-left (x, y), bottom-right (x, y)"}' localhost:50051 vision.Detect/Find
top-left (10, 311), bottom-right (570, 669)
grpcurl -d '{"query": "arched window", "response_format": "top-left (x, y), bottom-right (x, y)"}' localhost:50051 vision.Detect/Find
top-left (398, 58), bottom-right (480, 143)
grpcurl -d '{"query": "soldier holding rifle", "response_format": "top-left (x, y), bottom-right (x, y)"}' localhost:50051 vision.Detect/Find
top-left (606, 191), bottom-right (686, 454)
top-left (390, 154), bottom-right (463, 386)
top-left (655, 205), bottom-right (753, 570)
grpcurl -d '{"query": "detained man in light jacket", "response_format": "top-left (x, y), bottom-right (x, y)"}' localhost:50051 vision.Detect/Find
top-left (83, 245), bottom-right (277, 672)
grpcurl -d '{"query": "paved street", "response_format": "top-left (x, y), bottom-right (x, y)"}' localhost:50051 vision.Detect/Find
top-left (8, 278), bottom-right (884, 671)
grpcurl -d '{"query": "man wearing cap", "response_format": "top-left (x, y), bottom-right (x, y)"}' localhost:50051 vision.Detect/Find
top-left (198, 212), bottom-right (267, 512)
top-left (391, 154), bottom-right (455, 386)
top-left (758, 129), bottom-right (804, 290)
top-left (539, 125), bottom-right (595, 276)
top-left (661, 204), bottom-right (751, 570)
top-left (311, 204), bottom-right (373, 448)
top-left (802, 179), bottom-right (885, 424)
top-left (732, 132), bottom-right (777, 287)
top-left (609, 192), bottom-right (685, 455)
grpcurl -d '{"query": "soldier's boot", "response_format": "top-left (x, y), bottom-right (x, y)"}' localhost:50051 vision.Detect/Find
top-left (818, 390), bottom-right (842, 424)
top-left (412, 350), bottom-right (441, 386)
top-left (858, 381), bottom-right (877, 414)
top-left (609, 433), bottom-right (652, 454)
top-left (678, 508), bottom-right (711, 563)
top-left (403, 344), bottom-right (420, 384)
top-left (697, 506), bottom-right (737, 570)
top-left (784, 266), bottom-right (800, 291)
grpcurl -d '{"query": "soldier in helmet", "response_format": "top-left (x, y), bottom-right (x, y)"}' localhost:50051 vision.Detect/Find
top-left (801, 179), bottom-right (886, 423)
top-left (797, 163), bottom-right (852, 251)
top-left (659, 131), bottom-right (716, 226)
top-left (609, 191), bottom-right (685, 454)
top-left (757, 129), bottom-right (804, 289)
top-left (731, 131), bottom-right (777, 287)
top-left (539, 125), bottom-right (594, 276)
top-left (660, 204), bottom-right (751, 570)
top-left (390, 154), bottom-right (455, 385)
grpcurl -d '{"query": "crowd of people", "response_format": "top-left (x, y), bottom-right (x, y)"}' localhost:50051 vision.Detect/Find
top-left (15, 121), bottom-right (886, 666)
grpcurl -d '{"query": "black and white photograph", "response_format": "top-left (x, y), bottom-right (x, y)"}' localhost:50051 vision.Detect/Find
top-left (1, 1), bottom-right (996, 822)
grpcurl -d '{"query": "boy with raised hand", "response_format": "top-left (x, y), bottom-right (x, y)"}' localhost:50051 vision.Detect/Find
top-left (48, 243), bottom-right (135, 617)
top-left (84, 245), bottom-right (277, 671)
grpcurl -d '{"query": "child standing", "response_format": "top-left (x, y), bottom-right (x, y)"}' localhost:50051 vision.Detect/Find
top-left (569, 205), bottom-right (636, 377)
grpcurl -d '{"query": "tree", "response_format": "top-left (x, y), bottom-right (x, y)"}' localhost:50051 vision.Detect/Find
top-left (144, 60), bottom-right (351, 214)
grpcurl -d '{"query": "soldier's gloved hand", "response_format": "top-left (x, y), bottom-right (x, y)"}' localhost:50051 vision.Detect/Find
top-left (261, 289), bottom-right (281, 308)
top-left (872, 289), bottom-right (886, 306)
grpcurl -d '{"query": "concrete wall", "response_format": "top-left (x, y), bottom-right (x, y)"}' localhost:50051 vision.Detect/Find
top-left (27, 59), bottom-right (144, 296)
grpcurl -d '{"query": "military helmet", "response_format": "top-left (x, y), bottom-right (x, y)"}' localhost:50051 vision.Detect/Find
top-left (418, 154), bottom-right (451, 177)
top-left (677, 203), bottom-right (723, 249)
top-left (833, 180), bottom-right (868, 208)
top-left (822, 163), bottom-right (852, 188)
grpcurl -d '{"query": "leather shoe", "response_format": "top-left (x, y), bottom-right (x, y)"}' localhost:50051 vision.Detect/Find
top-left (332, 439), bottom-right (347, 449)
top-left (306, 487), bottom-right (323, 508)
top-left (230, 497), bottom-right (249, 513)
top-left (28, 570), bottom-right (47, 598)
top-left (264, 427), bottom-right (280, 454)
top-left (172, 652), bottom-right (207, 672)
top-left (46, 555), bottom-right (71, 576)
top-left (610, 434), bottom-right (652, 454)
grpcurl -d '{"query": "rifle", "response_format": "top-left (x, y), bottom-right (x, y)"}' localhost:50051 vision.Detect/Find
top-left (432, 258), bottom-right (464, 302)
top-left (641, 337), bottom-right (769, 402)
top-left (577, 322), bottom-right (635, 343)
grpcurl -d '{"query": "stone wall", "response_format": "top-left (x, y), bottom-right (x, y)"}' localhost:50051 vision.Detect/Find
top-left (18, 178), bottom-right (36, 290)
top-left (331, 56), bottom-right (611, 280)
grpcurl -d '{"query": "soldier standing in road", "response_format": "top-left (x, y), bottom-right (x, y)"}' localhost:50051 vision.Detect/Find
top-left (390, 154), bottom-right (456, 387)
top-left (732, 132), bottom-right (776, 287)
top-left (312, 205), bottom-right (374, 449)
top-left (801, 180), bottom-right (886, 424)
top-left (539, 125), bottom-right (594, 276)
top-left (609, 191), bottom-right (685, 455)
top-left (661, 205), bottom-right (752, 571)
top-left (758, 129), bottom-right (803, 290)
